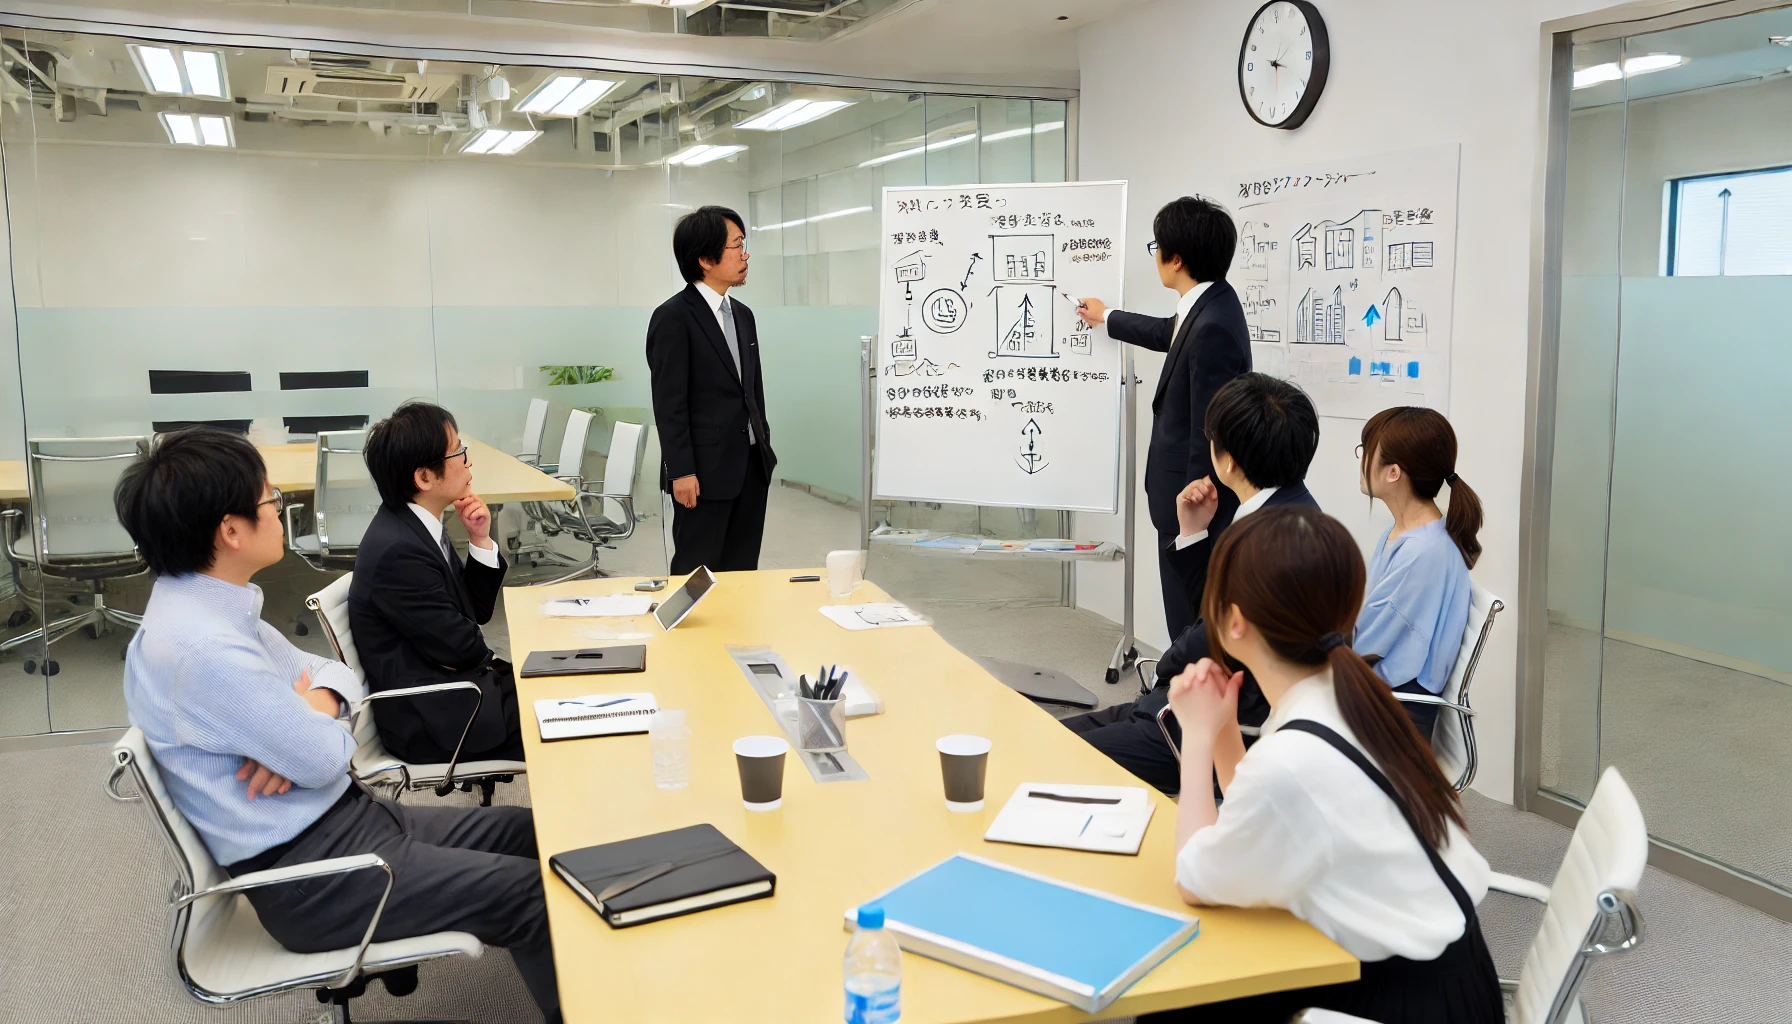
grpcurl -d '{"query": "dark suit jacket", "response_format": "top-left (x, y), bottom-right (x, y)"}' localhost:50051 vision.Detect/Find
top-left (348, 503), bottom-right (511, 763)
top-left (646, 284), bottom-right (777, 501)
top-left (1155, 481), bottom-right (1320, 727)
top-left (1106, 281), bottom-right (1252, 536)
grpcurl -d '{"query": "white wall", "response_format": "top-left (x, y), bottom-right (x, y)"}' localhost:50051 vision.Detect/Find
top-left (1073, 0), bottom-right (1615, 804)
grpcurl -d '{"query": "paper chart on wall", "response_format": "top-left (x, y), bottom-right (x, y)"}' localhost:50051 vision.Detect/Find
top-left (873, 181), bottom-right (1127, 514)
top-left (1227, 145), bottom-right (1460, 420)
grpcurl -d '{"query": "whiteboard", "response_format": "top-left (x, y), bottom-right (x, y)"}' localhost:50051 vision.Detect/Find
top-left (1225, 145), bottom-right (1459, 420)
top-left (873, 181), bottom-right (1127, 513)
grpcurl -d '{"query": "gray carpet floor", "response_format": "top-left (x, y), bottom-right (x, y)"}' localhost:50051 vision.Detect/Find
top-left (2, 490), bottom-right (1791, 1021)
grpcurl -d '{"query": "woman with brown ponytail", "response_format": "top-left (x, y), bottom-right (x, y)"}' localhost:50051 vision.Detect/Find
top-left (1146, 505), bottom-right (1500, 1024)
top-left (1355, 406), bottom-right (1483, 740)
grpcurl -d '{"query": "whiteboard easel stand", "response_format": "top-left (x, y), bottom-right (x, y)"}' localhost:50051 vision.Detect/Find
top-left (858, 335), bottom-right (1140, 695)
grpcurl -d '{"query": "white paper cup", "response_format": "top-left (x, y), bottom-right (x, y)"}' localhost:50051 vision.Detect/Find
top-left (826, 549), bottom-right (867, 598)
top-left (936, 734), bottom-right (992, 812)
top-left (733, 735), bottom-right (790, 811)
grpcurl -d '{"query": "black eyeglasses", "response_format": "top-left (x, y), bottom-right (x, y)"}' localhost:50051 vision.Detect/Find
top-left (258, 486), bottom-right (285, 514)
top-left (1146, 241), bottom-right (1160, 256)
top-left (445, 443), bottom-right (470, 466)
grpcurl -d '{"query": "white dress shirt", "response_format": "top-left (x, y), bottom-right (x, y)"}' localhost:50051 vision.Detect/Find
top-left (1175, 484), bottom-right (1277, 550)
top-left (1176, 668), bottom-right (1490, 962)
top-left (694, 281), bottom-right (754, 443)
top-left (409, 503), bottom-right (500, 568)
top-left (1171, 279), bottom-right (1212, 343)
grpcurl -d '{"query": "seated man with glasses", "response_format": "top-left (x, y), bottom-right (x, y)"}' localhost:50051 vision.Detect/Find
top-left (117, 428), bottom-right (559, 1024)
top-left (350, 401), bottom-right (523, 767)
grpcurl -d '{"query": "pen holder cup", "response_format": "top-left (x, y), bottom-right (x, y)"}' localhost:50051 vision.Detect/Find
top-left (795, 696), bottom-right (847, 754)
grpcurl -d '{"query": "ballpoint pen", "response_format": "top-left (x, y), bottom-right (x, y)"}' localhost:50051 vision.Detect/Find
top-left (557, 697), bottom-right (633, 709)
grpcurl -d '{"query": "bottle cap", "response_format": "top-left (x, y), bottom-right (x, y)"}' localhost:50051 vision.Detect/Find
top-left (856, 904), bottom-right (884, 930)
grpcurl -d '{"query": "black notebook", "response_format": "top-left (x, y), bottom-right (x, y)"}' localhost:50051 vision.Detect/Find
top-left (549, 824), bottom-right (775, 928)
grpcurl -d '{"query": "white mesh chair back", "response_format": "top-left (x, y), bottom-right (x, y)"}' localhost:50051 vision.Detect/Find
top-left (519, 398), bottom-right (549, 463)
top-left (315, 430), bottom-right (378, 554)
top-left (556, 409), bottom-right (595, 483)
top-left (1434, 584), bottom-right (1502, 788)
top-left (1513, 766), bottom-right (1647, 1024)
top-left (27, 436), bottom-right (145, 559)
top-left (601, 421), bottom-right (645, 524)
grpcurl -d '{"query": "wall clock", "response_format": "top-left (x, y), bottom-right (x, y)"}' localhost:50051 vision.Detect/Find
top-left (1238, 0), bottom-right (1330, 130)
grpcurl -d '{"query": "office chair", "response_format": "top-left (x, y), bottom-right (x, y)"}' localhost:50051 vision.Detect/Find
top-left (306, 573), bottom-right (524, 806)
top-left (1295, 766), bottom-right (1646, 1024)
top-left (107, 728), bottom-right (481, 1024)
top-left (512, 414), bottom-right (647, 584)
top-left (515, 397), bottom-right (550, 466)
top-left (0, 437), bottom-right (149, 676)
top-left (286, 429), bottom-right (376, 574)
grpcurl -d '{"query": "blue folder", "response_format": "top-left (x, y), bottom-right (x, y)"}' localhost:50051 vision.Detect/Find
top-left (844, 853), bottom-right (1199, 1013)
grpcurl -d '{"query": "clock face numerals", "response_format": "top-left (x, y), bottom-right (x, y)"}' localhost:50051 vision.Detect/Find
top-left (1238, 0), bottom-right (1327, 129)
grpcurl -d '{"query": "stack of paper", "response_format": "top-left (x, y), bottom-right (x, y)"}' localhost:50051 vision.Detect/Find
top-left (818, 603), bottom-right (930, 631)
top-left (983, 783), bottom-right (1155, 855)
top-left (541, 595), bottom-right (657, 618)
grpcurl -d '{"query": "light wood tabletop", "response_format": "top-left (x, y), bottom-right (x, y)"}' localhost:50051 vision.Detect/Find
top-left (507, 570), bottom-right (1357, 1023)
top-left (0, 437), bottom-right (574, 504)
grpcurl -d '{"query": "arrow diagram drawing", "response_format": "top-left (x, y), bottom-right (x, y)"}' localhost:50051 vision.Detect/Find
top-left (1361, 304), bottom-right (1382, 328)
top-left (960, 252), bottom-right (982, 289)
top-left (1016, 418), bottom-right (1048, 475)
top-left (1718, 187), bottom-right (1732, 277)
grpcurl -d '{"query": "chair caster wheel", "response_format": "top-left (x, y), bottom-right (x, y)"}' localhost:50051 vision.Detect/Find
top-left (1105, 668), bottom-right (1119, 685)
top-left (43, 659), bottom-right (59, 676)
top-left (85, 623), bottom-right (103, 640)
top-left (6, 609), bottom-right (30, 628)
top-left (294, 621), bottom-right (309, 637)
top-left (22, 659), bottom-right (34, 675)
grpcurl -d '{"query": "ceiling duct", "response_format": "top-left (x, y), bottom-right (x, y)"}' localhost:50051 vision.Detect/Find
top-left (265, 66), bottom-right (458, 103)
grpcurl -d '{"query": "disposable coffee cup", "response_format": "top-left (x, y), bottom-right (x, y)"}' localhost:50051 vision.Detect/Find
top-left (936, 734), bottom-right (991, 812)
top-left (826, 549), bottom-right (866, 598)
top-left (733, 735), bottom-right (789, 811)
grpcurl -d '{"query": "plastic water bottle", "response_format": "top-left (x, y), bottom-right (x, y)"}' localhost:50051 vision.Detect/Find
top-left (648, 708), bottom-right (690, 789)
top-left (844, 904), bottom-right (901, 1023)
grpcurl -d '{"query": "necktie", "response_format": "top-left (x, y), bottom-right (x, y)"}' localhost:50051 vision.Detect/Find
top-left (439, 530), bottom-right (458, 571)
top-left (720, 298), bottom-right (756, 444)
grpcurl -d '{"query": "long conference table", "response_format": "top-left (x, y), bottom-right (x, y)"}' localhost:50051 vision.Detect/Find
top-left (508, 570), bottom-right (1357, 1023)
top-left (0, 437), bottom-right (575, 504)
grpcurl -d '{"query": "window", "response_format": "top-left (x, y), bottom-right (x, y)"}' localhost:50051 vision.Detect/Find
top-left (1666, 165), bottom-right (1792, 276)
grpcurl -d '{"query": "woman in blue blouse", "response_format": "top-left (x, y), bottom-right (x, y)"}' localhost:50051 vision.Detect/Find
top-left (1356, 407), bottom-right (1484, 741)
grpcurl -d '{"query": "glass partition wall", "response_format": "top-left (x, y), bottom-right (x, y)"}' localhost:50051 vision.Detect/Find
top-left (0, 28), bottom-right (1068, 737)
top-left (1539, 3), bottom-right (1792, 909)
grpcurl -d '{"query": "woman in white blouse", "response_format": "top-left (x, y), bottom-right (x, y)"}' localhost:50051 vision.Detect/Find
top-left (1143, 505), bottom-right (1501, 1024)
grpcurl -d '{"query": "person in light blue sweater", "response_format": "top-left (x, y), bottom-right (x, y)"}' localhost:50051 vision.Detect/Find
top-left (1355, 407), bottom-right (1484, 742)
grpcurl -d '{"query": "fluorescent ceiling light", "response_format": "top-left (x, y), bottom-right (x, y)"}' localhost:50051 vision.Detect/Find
top-left (158, 112), bottom-right (233, 148)
top-left (751, 205), bottom-right (873, 232)
top-left (666, 143), bottom-right (746, 167)
top-left (517, 75), bottom-right (616, 117)
top-left (1572, 53), bottom-right (1683, 88)
top-left (981, 120), bottom-right (1066, 144)
top-left (736, 98), bottom-right (854, 131)
top-left (129, 44), bottom-right (229, 98)
top-left (858, 132), bottom-right (976, 169)
top-left (462, 128), bottom-right (541, 155)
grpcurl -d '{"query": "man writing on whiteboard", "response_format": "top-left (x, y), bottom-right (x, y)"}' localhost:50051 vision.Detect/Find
top-left (1077, 196), bottom-right (1250, 638)
top-left (647, 206), bottom-right (777, 575)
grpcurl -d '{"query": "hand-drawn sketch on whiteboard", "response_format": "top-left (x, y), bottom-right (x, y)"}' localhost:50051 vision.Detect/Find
top-left (875, 181), bottom-right (1127, 513)
top-left (1226, 145), bottom-right (1459, 419)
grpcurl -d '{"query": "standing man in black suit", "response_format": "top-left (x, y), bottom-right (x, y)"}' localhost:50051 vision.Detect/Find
top-left (647, 205), bottom-right (777, 575)
top-left (351, 401), bottom-right (523, 767)
top-left (1077, 197), bottom-right (1250, 639)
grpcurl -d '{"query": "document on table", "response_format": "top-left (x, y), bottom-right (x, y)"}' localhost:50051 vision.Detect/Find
top-left (984, 783), bottom-right (1155, 855)
top-left (818, 603), bottom-right (930, 631)
top-left (541, 595), bottom-right (656, 618)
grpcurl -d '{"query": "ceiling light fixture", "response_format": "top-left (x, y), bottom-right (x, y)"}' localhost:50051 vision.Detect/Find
top-left (516, 75), bottom-right (617, 117)
top-left (980, 120), bottom-right (1067, 144)
top-left (858, 132), bottom-right (976, 169)
top-left (1572, 53), bottom-right (1684, 88)
top-left (129, 44), bottom-right (230, 98)
top-left (158, 112), bottom-right (234, 147)
top-left (461, 127), bottom-right (542, 155)
top-left (666, 143), bottom-right (746, 167)
top-left (736, 98), bottom-right (855, 131)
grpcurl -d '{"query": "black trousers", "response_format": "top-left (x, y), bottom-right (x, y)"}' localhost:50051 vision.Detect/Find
top-left (669, 445), bottom-right (770, 574)
top-left (1063, 683), bottom-right (1181, 794)
top-left (1156, 530), bottom-right (1196, 640)
top-left (383, 658), bottom-right (526, 767)
top-left (231, 788), bottom-right (559, 1023)
top-left (1394, 679), bottom-right (1441, 743)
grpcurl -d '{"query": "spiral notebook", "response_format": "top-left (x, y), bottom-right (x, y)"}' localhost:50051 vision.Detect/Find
top-left (532, 692), bottom-right (659, 742)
